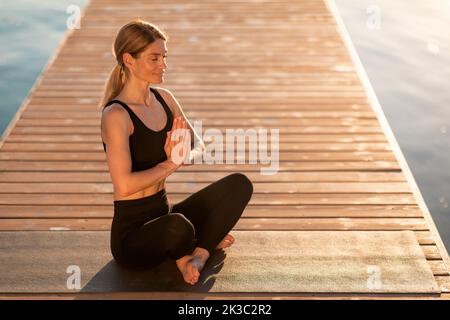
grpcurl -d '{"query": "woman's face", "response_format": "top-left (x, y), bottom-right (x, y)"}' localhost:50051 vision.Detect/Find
top-left (125, 38), bottom-right (168, 84)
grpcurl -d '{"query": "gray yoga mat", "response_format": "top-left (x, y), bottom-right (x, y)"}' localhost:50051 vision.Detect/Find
top-left (0, 230), bottom-right (440, 293)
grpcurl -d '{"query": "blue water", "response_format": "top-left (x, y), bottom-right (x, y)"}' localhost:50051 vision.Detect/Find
top-left (335, 0), bottom-right (450, 252)
top-left (0, 0), bottom-right (86, 135)
top-left (0, 1), bottom-right (448, 253)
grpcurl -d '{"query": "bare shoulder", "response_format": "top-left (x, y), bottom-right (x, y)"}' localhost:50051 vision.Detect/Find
top-left (152, 86), bottom-right (182, 117)
top-left (101, 103), bottom-right (132, 135)
top-left (102, 103), bottom-right (129, 123)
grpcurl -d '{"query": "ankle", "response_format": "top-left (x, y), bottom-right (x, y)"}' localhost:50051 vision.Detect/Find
top-left (176, 254), bottom-right (192, 265)
top-left (193, 247), bottom-right (210, 260)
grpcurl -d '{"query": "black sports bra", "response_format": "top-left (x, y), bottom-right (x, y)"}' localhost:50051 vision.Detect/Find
top-left (102, 87), bottom-right (174, 172)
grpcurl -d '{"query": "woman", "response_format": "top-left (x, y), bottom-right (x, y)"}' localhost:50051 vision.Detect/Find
top-left (100, 20), bottom-right (253, 286)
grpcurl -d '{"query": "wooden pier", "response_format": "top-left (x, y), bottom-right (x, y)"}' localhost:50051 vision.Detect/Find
top-left (0, 0), bottom-right (449, 299)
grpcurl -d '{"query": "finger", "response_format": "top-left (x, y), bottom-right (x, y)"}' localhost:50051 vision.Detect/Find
top-left (184, 129), bottom-right (191, 143)
top-left (168, 131), bottom-right (175, 148)
top-left (177, 129), bottom-right (188, 147)
top-left (171, 116), bottom-right (177, 130)
top-left (172, 128), bottom-right (181, 143)
top-left (165, 131), bottom-right (171, 149)
top-left (178, 116), bottom-right (186, 130)
top-left (178, 117), bottom-right (186, 129)
top-left (177, 119), bottom-right (187, 136)
top-left (174, 124), bottom-right (187, 142)
top-left (172, 118), bottom-right (176, 132)
top-left (173, 131), bottom-right (181, 146)
top-left (172, 118), bottom-right (180, 137)
top-left (165, 132), bottom-right (171, 154)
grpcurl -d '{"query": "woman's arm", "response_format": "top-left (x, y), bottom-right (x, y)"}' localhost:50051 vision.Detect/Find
top-left (101, 104), bottom-right (178, 197)
top-left (157, 88), bottom-right (206, 165)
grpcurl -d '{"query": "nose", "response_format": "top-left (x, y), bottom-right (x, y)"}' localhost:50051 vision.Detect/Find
top-left (160, 58), bottom-right (168, 70)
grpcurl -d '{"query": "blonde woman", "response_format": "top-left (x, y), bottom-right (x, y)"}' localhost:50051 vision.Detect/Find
top-left (100, 20), bottom-right (253, 286)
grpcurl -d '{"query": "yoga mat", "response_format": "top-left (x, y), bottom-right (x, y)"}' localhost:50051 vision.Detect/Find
top-left (0, 230), bottom-right (440, 293)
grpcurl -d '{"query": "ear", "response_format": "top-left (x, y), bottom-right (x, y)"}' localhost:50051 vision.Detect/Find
top-left (122, 52), bottom-right (135, 70)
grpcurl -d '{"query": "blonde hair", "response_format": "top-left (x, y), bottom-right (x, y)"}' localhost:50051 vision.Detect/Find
top-left (99, 20), bottom-right (168, 108)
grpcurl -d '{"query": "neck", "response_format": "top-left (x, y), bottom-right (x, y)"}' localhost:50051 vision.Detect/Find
top-left (119, 76), bottom-right (152, 105)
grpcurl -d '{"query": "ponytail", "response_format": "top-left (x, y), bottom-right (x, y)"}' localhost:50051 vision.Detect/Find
top-left (99, 64), bottom-right (125, 109)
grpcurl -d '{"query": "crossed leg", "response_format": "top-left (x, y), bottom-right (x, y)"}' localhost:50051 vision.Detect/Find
top-left (171, 173), bottom-right (253, 284)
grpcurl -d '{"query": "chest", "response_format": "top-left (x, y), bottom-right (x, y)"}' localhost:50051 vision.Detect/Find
top-left (129, 101), bottom-right (168, 133)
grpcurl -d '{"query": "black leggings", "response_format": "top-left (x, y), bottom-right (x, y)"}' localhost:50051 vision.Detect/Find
top-left (110, 173), bottom-right (253, 269)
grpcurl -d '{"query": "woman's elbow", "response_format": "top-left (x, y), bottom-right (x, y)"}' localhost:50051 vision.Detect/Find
top-left (115, 176), bottom-right (131, 197)
top-left (117, 186), bottom-right (129, 197)
top-left (116, 183), bottom-right (129, 197)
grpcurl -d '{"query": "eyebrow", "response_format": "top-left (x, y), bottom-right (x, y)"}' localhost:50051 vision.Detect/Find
top-left (149, 52), bottom-right (168, 56)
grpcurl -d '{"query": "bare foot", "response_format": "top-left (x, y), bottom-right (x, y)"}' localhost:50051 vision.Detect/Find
top-left (176, 255), bottom-right (201, 285)
top-left (176, 247), bottom-right (210, 285)
top-left (216, 234), bottom-right (235, 250)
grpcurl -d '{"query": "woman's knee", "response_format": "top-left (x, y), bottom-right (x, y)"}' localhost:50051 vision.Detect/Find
top-left (228, 173), bottom-right (253, 199)
top-left (166, 213), bottom-right (195, 239)
top-left (162, 213), bottom-right (196, 260)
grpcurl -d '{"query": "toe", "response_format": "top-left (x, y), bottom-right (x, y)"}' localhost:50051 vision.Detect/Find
top-left (225, 234), bottom-right (235, 243)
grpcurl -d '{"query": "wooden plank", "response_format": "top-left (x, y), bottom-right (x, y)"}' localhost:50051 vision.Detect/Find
top-left (33, 73), bottom-right (364, 82)
top-left (38, 79), bottom-right (366, 87)
top-left (44, 62), bottom-right (349, 68)
top-left (415, 231), bottom-right (438, 245)
top-left (0, 193), bottom-right (418, 205)
top-left (22, 110), bottom-right (377, 119)
top-left (26, 97), bottom-right (372, 105)
top-left (0, 182), bottom-right (413, 194)
top-left (235, 218), bottom-right (430, 231)
top-left (36, 84), bottom-right (366, 91)
top-left (32, 90), bottom-right (368, 98)
top-left (0, 171), bottom-right (407, 182)
top-left (429, 261), bottom-right (450, 276)
top-left (15, 118), bottom-right (379, 126)
top-left (28, 103), bottom-right (373, 111)
top-left (10, 126), bottom-right (385, 134)
top-left (422, 245), bottom-right (444, 261)
top-left (435, 276), bottom-right (450, 293)
top-left (0, 218), bottom-right (429, 231)
top-left (0, 205), bottom-right (423, 218)
top-left (6, 133), bottom-right (389, 143)
top-left (0, 151), bottom-right (397, 161)
top-left (52, 54), bottom-right (352, 61)
top-left (0, 142), bottom-right (393, 152)
top-left (35, 81), bottom-right (368, 89)
top-left (0, 161), bottom-right (402, 171)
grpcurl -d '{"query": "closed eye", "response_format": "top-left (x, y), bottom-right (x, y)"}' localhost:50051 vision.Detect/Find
top-left (153, 55), bottom-right (167, 61)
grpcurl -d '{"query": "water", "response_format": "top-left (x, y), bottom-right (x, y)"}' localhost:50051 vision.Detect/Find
top-left (335, 0), bottom-right (450, 252)
top-left (0, 1), bottom-right (449, 253)
top-left (0, 0), bottom-right (86, 135)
